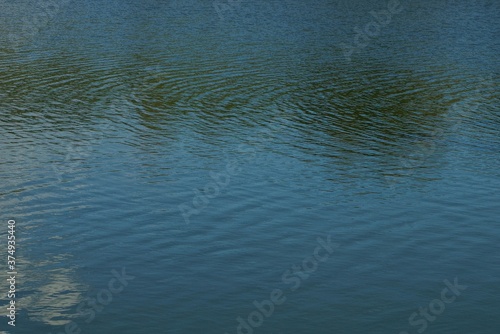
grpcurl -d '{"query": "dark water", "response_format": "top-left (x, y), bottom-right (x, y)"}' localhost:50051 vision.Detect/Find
top-left (0, 0), bottom-right (499, 333)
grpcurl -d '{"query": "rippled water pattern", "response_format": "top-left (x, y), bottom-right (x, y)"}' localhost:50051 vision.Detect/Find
top-left (0, 0), bottom-right (499, 333)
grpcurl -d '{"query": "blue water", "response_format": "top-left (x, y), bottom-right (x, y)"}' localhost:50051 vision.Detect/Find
top-left (0, 0), bottom-right (499, 333)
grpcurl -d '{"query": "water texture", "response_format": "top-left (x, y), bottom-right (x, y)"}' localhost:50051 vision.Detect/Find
top-left (0, 1), bottom-right (499, 333)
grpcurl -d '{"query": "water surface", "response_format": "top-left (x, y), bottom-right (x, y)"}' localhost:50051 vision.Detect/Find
top-left (0, 1), bottom-right (499, 333)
